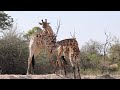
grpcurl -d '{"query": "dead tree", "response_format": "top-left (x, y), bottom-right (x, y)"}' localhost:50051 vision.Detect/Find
top-left (103, 31), bottom-right (112, 62)
top-left (102, 31), bottom-right (113, 73)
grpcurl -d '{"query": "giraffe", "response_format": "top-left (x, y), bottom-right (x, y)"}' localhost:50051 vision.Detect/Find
top-left (26, 19), bottom-right (57, 75)
top-left (52, 38), bottom-right (81, 79)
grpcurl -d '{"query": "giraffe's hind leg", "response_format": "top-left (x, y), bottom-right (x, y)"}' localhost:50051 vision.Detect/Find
top-left (73, 66), bottom-right (76, 79)
top-left (77, 61), bottom-right (81, 79)
top-left (63, 63), bottom-right (67, 76)
top-left (53, 60), bottom-right (59, 74)
top-left (61, 56), bottom-right (67, 76)
top-left (69, 55), bottom-right (76, 79)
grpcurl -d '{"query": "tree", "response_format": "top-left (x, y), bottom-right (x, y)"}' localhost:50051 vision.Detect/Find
top-left (0, 11), bottom-right (14, 30)
top-left (102, 31), bottom-right (112, 63)
top-left (81, 39), bottom-right (103, 55)
top-left (101, 31), bottom-right (120, 64)
top-left (100, 31), bottom-right (119, 73)
top-left (0, 24), bottom-right (28, 74)
top-left (23, 26), bottom-right (42, 40)
top-left (80, 39), bottom-right (103, 70)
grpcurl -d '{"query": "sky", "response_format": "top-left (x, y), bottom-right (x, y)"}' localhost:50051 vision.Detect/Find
top-left (4, 11), bottom-right (120, 48)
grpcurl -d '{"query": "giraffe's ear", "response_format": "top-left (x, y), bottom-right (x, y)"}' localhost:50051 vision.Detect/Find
top-left (48, 22), bottom-right (50, 24)
top-left (39, 22), bottom-right (42, 25)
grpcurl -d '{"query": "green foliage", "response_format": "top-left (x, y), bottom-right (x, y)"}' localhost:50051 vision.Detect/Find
top-left (82, 39), bottom-right (103, 55)
top-left (80, 39), bottom-right (103, 70)
top-left (108, 43), bottom-right (120, 63)
top-left (23, 26), bottom-right (42, 40)
top-left (80, 38), bottom-right (120, 75)
top-left (33, 49), bottom-right (58, 74)
top-left (0, 11), bottom-right (13, 30)
top-left (0, 26), bottom-right (28, 74)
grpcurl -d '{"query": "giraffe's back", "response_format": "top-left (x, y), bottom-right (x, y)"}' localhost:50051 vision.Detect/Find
top-left (57, 38), bottom-right (79, 46)
top-left (57, 38), bottom-right (80, 59)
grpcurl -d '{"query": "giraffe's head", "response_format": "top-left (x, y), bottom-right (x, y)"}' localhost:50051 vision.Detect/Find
top-left (39, 19), bottom-right (50, 29)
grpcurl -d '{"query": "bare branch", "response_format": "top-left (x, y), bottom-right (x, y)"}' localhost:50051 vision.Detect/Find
top-left (104, 30), bottom-right (107, 37)
top-left (73, 28), bottom-right (76, 38)
top-left (70, 32), bottom-right (73, 38)
top-left (70, 28), bottom-right (76, 39)
top-left (112, 36), bottom-right (119, 44)
top-left (103, 30), bottom-right (113, 64)
top-left (55, 19), bottom-right (61, 37)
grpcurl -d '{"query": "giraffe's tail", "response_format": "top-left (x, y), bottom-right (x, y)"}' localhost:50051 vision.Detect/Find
top-left (32, 55), bottom-right (35, 68)
top-left (61, 56), bottom-right (67, 65)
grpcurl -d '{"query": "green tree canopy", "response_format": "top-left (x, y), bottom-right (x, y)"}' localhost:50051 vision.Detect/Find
top-left (23, 26), bottom-right (42, 40)
top-left (80, 39), bottom-right (103, 70)
top-left (0, 11), bottom-right (14, 30)
top-left (81, 39), bottom-right (103, 55)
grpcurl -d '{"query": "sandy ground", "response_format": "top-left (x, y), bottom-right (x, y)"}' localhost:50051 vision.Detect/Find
top-left (0, 74), bottom-right (120, 79)
top-left (0, 74), bottom-right (68, 79)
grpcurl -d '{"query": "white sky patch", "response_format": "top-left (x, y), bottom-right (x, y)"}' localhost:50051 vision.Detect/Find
top-left (4, 11), bottom-right (120, 47)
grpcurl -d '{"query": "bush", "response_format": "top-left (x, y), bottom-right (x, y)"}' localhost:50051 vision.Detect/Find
top-left (0, 26), bottom-right (28, 74)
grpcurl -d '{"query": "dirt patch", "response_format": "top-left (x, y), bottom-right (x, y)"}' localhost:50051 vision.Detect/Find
top-left (0, 74), bottom-right (120, 79)
top-left (0, 74), bottom-right (69, 79)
